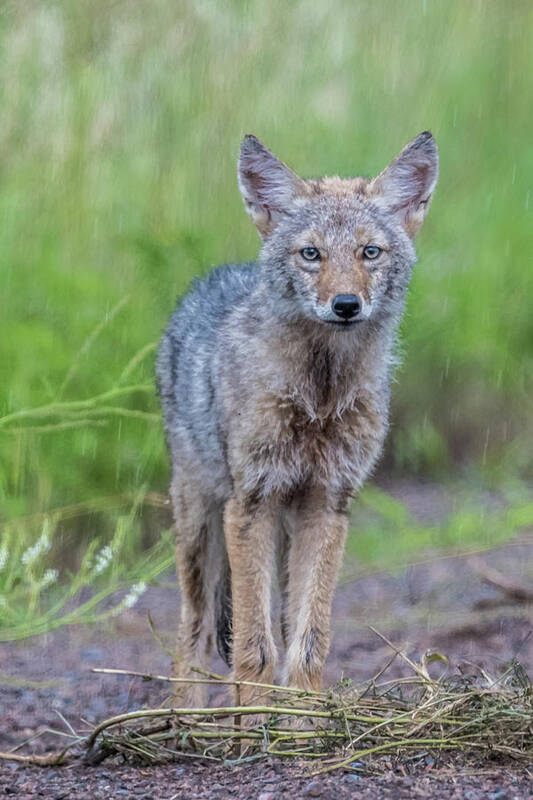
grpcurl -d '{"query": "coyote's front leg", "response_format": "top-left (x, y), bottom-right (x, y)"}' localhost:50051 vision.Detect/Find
top-left (284, 488), bottom-right (348, 691)
top-left (224, 495), bottom-right (278, 710)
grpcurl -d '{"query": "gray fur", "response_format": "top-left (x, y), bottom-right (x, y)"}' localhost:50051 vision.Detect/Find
top-left (156, 132), bottom-right (438, 672)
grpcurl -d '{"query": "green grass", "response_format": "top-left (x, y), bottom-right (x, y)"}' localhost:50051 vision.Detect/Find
top-left (0, 490), bottom-right (175, 641)
top-left (1, 2), bottom-right (533, 636)
top-left (2, 0), bottom-right (533, 517)
top-left (2, 481), bottom-right (532, 643)
top-left (345, 484), bottom-right (533, 575)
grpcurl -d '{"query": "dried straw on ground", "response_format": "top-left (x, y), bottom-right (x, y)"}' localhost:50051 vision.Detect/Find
top-left (3, 629), bottom-right (530, 772)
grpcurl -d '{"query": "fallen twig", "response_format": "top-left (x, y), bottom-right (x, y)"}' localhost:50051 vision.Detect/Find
top-left (469, 557), bottom-right (533, 604)
top-left (3, 632), bottom-right (532, 771)
top-left (0, 747), bottom-right (73, 766)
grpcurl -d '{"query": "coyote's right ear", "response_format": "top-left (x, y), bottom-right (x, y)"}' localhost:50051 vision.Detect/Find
top-left (371, 131), bottom-right (439, 238)
top-left (238, 135), bottom-right (307, 238)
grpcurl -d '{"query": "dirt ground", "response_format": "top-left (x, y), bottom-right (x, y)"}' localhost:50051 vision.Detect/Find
top-left (1, 484), bottom-right (532, 799)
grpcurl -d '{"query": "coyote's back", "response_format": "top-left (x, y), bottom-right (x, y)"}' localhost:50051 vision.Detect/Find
top-left (157, 132), bottom-right (438, 706)
top-left (157, 262), bottom-right (258, 500)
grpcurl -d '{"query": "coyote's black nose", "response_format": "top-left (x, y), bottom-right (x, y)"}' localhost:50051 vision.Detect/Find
top-left (331, 294), bottom-right (361, 320)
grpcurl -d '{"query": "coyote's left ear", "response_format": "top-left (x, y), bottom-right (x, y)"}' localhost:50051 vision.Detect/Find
top-left (238, 135), bottom-right (308, 238)
top-left (371, 131), bottom-right (439, 238)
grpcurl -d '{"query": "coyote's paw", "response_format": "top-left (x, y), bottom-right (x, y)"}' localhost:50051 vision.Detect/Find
top-left (171, 683), bottom-right (208, 710)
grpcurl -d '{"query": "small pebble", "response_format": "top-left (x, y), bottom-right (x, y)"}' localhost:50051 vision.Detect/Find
top-left (343, 773), bottom-right (363, 784)
top-left (80, 646), bottom-right (103, 662)
top-left (89, 697), bottom-right (107, 714)
top-left (258, 792), bottom-right (277, 800)
top-left (304, 780), bottom-right (323, 797)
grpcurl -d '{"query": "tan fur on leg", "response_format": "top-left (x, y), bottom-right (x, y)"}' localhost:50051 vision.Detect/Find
top-left (283, 488), bottom-right (348, 691)
top-left (224, 496), bottom-right (278, 712)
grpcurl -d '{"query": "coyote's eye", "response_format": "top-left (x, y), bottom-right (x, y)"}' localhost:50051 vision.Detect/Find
top-left (363, 245), bottom-right (382, 260)
top-left (300, 247), bottom-right (321, 262)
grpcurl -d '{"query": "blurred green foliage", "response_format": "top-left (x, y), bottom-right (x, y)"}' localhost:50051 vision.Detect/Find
top-left (0, 493), bottom-right (175, 641)
top-left (1, 0), bottom-right (533, 519)
top-left (2, 481), bottom-right (533, 642)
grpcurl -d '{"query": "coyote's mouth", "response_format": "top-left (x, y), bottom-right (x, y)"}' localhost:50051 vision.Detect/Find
top-left (325, 319), bottom-right (364, 327)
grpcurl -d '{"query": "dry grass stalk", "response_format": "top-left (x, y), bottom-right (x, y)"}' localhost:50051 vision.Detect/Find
top-left (2, 634), bottom-right (531, 771)
top-left (81, 645), bottom-right (533, 770)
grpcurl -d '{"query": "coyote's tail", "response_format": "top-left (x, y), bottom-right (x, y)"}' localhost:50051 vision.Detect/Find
top-left (215, 552), bottom-right (232, 666)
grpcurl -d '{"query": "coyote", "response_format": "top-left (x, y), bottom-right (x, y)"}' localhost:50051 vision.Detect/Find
top-left (156, 132), bottom-right (438, 707)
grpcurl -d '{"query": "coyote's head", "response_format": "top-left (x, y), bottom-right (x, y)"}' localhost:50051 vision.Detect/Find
top-left (238, 132), bottom-right (438, 328)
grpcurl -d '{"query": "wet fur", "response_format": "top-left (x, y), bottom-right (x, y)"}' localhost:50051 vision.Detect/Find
top-left (156, 132), bottom-right (438, 704)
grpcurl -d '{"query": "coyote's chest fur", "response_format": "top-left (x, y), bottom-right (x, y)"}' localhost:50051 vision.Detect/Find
top-left (240, 353), bottom-right (387, 501)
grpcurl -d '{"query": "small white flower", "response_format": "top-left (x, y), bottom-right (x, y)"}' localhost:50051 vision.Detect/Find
top-left (121, 581), bottom-right (147, 610)
top-left (0, 545), bottom-right (8, 573)
top-left (93, 545), bottom-right (113, 575)
top-left (21, 522), bottom-right (51, 567)
top-left (109, 581), bottom-right (147, 617)
top-left (41, 568), bottom-right (58, 588)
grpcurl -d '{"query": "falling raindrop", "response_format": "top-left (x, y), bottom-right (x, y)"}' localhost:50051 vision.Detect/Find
top-left (482, 427), bottom-right (490, 464)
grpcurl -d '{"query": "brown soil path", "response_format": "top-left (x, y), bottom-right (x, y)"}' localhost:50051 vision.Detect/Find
top-left (1, 485), bottom-right (532, 799)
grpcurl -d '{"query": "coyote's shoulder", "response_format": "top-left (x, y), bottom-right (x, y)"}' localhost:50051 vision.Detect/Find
top-left (156, 132), bottom-right (438, 705)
